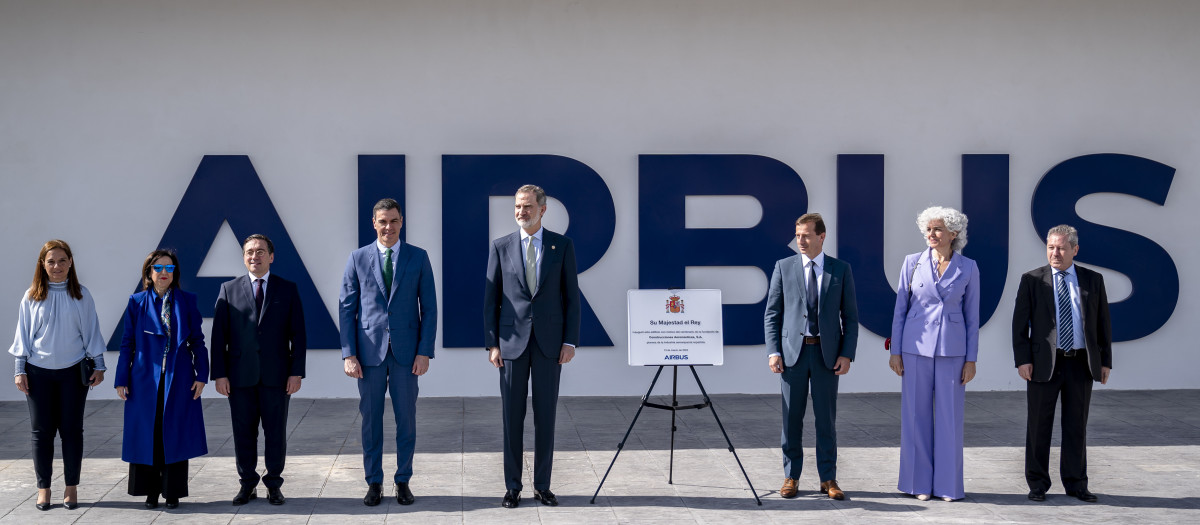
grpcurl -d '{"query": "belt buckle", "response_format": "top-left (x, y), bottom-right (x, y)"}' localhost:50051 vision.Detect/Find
top-left (1061, 349), bottom-right (1077, 357)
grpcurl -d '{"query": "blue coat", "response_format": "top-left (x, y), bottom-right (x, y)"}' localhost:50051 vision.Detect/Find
top-left (115, 289), bottom-right (209, 465)
top-left (890, 249), bottom-right (981, 361)
top-left (339, 242), bottom-right (437, 367)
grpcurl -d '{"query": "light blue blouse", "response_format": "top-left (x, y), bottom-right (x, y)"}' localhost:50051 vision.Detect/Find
top-left (9, 281), bottom-right (108, 375)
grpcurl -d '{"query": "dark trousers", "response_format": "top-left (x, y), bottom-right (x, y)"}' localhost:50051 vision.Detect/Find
top-left (500, 333), bottom-right (562, 491)
top-left (128, 372), bottom-right (189, 499)
top-left (780, 343), bottom-right (839, 482)
top-left (25, 362), bottom-right (89, 489)
top-left (230, 383), bottom-right (291, 489)
top-left (1026, 352), bottom-right (1093, 493)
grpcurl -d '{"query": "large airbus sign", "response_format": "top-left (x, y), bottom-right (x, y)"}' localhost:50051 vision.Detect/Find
top-left (112, 152), bottom-right (1177, 353)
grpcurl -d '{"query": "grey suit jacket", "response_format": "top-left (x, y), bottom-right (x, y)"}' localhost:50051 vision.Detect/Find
top-left (483, 229), bottom-right (581, 360)
top-left (764, 253), bottom-right (859, 369)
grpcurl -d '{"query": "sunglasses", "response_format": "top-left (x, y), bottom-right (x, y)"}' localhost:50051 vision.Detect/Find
top-left (151, 264), bottom-right (176, 273)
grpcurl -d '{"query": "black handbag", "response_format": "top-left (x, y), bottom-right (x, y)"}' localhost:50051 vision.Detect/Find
top-left (80, 356), bottom-right (96, 386)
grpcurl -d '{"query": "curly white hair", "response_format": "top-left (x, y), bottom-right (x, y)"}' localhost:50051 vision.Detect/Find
top-left (916, 206), bottom-right (968, 252)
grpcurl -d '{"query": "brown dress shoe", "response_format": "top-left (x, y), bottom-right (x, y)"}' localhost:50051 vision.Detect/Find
top-left (780, 478), bottom-right (799, 499)
top-left (820, 480), bottom-right (845, 500)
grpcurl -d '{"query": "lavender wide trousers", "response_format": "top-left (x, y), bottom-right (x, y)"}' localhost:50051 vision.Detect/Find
top-left (898, 353), bottom-right (966, 500)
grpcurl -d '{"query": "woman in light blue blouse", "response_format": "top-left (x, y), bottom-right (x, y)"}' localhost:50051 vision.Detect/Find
top-left (9, 240), bottom-right (107, 511)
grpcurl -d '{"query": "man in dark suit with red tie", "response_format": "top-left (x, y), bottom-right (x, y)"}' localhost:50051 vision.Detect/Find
top-left (211, 234), bottom-right (307, 506)
top-left (1012, 224), bottom-right (1111, 503)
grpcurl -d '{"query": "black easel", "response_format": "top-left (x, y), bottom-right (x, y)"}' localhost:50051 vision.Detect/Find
top-left (590, 365), bottom-right (762, 505)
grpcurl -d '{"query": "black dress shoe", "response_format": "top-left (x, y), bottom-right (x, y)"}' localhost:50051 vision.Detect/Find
top-left (364, 483), bottom-right (383, 506)
top-left (164, 497), bottom-right (179, 509)
top-left (1027, 489), bottom-right (1046, 502)
top-left (267, 487), bottom-right (286, 505)
top-left (36, 501), bottom-right (51, 511)
top-left (233, 486), bottom-right (257, 505)
top-left (533, 489), bottom-right (558, 506)
top-left (1067, 489), bottom-right (1098, 502)
top-left (64, 500), bottom-right (79, 510)
top-left (502, 489), bottom-right (520, 508)
top-left (394, 482), bottom-right (414, 505)
top-left (144, 495), bottom-right (159, 509)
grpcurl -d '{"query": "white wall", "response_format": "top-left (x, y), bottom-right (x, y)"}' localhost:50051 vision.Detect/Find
top-left (2, 0), bottom-right (1197, 401)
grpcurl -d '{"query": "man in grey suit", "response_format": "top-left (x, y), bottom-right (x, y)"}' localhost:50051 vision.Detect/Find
top-left (764, 213), bottom-right (859, 500)
top-left (339, 198), bottom-right (437, 507)
top-left (484, 184), bottom-right (580, 509)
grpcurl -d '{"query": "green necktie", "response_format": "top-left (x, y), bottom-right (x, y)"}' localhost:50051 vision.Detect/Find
top-left (383, 248), bottom-right (394, 299)
top-left (525, 237), bottom-right (537, 295)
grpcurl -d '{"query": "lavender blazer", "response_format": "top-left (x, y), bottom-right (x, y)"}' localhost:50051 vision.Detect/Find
top-left (889, 249), bottom-right (980, 361)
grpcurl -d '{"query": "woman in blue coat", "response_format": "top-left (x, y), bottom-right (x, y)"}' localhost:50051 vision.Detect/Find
top-left (888, 206), bottom-right (980, 502)
top-left (114, 249), bottom-right (208, 510)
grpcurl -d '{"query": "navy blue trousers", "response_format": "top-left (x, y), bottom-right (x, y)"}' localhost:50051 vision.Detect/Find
top-left (358, 350), bottom-right (419, 484)
top-left (780, 343), bottom-right (839, 482)
top-left (500, 334), bottom-right (562, 491)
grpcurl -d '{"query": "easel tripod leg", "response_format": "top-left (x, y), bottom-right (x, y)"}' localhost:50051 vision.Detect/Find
top-left (689, 366), bottom-right (763, 506)
top-left (590, 366), bottom-right (666, 504)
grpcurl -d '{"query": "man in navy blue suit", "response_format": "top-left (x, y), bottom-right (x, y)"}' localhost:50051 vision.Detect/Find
top-left (339, 198), bottom-right (437, 506)
top-left (484, 184), bottom-right (580, 509)
top-left (211, 234), bottom-right (306, 506)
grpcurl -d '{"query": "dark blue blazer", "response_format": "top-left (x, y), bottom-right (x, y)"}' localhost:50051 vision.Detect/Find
top-left (115, 289), bottom-right (209, 465)
top-left (210, 274), bottom-right (306, 388)
top-left (339, 242), bottom-right (437, 367)
top-left (484, 229), bottom-right (581, 360)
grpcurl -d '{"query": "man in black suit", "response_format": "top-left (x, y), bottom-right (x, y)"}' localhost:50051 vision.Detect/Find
top-left (1012, 224), bottom-right (1111, 503)
top-left (484, 184), bottom-right (580, 509)
top-left (211, 234), bottom-right (307, 506)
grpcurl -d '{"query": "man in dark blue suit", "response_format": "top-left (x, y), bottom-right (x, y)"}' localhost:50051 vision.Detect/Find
top-left (339, 198), bottom-right (437, 506)
top-left (484, 184), bottom-right (580, 509)
top-left (211, 234), bottom-right (306, 506)
top-left (764, 213), bottom-right (858, 500)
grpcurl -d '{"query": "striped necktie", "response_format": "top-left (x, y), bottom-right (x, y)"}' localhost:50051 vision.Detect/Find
top-left (1056, 272), bottom-right (1074, 350)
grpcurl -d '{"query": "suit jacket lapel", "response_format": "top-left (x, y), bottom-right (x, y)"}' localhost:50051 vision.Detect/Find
top-left (143, 293), bottom-right (165, 336)
top-left (537, 231), bottom-right (562, 295)
top-left (818, 257), bottom-right (833, 310)
top-left (937, 254), bottom-right (961, 299)
top-left (369, 245), bottom-right (387, 303)
top-left (507, 234), bottom-right (531, 296)
top-left (1076, 267), bottom-right (1091, 308)
top-left (913, 249), bottom-right (934, 296)
top-left (171, 291), bottom-right (186, 350)
top-left (790, 257), bottom-right (807, 305)
top-left (388, 244), bottom-right (411, 305)
top-left (258, 275), bottom-right (272, 324)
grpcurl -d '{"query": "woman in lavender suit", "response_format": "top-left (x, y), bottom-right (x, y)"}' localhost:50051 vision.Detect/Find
top-left (889, 206), bottom-right (980, 502)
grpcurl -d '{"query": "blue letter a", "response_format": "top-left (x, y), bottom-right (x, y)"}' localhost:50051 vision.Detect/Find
top-left (106, 155), bottom-right (339, 350)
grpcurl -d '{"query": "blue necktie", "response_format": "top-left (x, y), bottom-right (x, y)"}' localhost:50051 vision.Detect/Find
top-left (806, 262), bottom-right (819, 336)
top-left (1056, 272), bottom-right (1074, 350)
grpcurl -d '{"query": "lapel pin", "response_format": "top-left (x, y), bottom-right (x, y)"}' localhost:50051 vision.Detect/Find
top-left (551, 245), bottom-right (556, 250)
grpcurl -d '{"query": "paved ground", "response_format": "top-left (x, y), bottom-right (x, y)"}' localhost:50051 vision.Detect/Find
top-left (0, 384), bottom-right (1198, 524)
